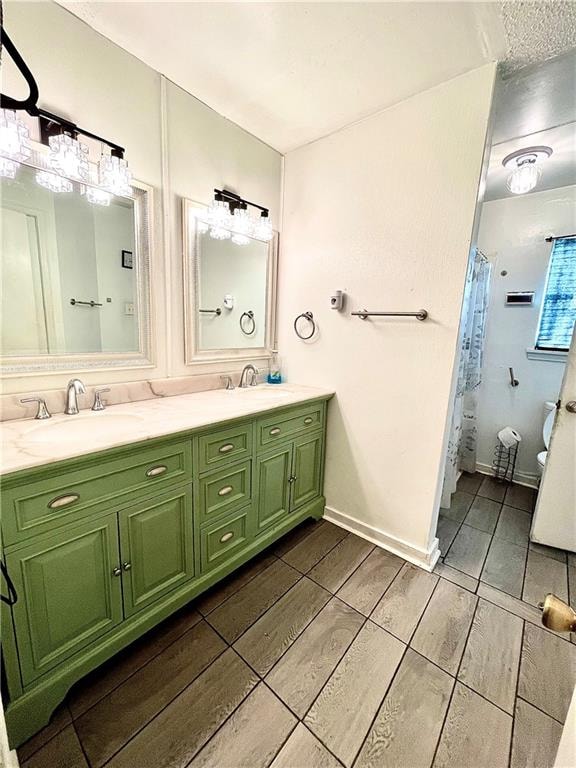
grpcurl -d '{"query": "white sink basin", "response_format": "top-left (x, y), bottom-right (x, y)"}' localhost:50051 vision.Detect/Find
top-left (27, 413), bottom-right (145, 445)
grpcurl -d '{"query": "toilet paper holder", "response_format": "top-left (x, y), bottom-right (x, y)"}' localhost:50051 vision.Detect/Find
top-left (509, 367), bottom-right (519, 387)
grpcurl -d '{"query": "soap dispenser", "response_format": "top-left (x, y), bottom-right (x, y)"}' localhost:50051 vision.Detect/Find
top-left (267, 350), bottom-right (282, 384)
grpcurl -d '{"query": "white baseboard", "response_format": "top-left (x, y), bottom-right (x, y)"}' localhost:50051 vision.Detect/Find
top-left (476, 462), bottom-right (539, 490)
top-left (323, 506), bottom-right (440, 572)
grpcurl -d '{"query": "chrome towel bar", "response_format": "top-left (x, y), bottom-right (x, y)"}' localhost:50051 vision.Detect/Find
top-left (351, 309), bottom-right (428, 321)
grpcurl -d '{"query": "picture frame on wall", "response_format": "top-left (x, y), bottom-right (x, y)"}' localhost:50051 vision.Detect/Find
top-left (122, 250), bottom-right (134, 269)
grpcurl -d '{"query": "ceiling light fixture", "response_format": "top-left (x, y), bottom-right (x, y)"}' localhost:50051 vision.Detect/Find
top-left (502, 146), bottom-right (553, 195)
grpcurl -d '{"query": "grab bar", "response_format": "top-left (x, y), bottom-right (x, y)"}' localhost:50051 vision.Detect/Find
top-left (199, 308), bottom-right (222, 316)
top-left (351, 309), bottom-right (428, 321)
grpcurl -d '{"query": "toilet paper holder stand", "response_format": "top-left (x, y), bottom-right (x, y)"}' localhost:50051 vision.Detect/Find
top-left (509, 367), bottom-right (519, 387)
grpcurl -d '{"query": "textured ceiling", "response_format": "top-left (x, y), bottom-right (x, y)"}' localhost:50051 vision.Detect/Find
top-left (499, 1), bottom-right (576, 76)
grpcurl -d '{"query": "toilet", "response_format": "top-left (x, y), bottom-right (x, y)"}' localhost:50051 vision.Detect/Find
top-left (537, 401), bottom-right (557, 475)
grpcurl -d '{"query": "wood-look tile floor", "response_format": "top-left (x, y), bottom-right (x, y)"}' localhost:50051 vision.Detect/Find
top-left (18, 498), bottom-right (576, 768)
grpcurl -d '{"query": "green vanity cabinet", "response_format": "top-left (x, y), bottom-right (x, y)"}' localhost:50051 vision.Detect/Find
top-left (6, 514), bottom-right (123, 687)
top-left (1, 395), bottom-right (330, 748)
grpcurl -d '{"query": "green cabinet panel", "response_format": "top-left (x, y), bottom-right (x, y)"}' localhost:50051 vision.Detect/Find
top-left (291, 433), bottom-right (323, 510)
top-left (198, 461), bottom-right (251, 525)
top-left (257, 402), bottom-right (325, 449)
top-left (200, 508), bottom-right (250, 572)
top-left (255, 446), bottom-right (292, 532)
top-left (119, 488), bottom-right (194, 617)
top-left (2, 440), bottom-right (193, 546)
top-left (197, 423), bottom-right (252, 473)
top-left (6, 515), bottom-right (122, 686)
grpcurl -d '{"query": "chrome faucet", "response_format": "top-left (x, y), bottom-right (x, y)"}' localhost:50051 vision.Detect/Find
top-left (65, 378), bottom-right (86, 415)
top-left (239, 364), bottom-right (258, 388)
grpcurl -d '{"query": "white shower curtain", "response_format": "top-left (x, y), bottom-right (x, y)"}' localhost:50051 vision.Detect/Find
top-left (441, 250), bottom-right (491, 508)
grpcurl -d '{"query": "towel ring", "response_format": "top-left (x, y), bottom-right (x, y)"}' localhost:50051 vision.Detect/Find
top-left (240, 311), bottom-right (256, 335)
top-left (294, 311), bottom-right (316, 340)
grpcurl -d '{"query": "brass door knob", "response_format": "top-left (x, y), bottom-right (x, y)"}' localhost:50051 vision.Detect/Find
top-left (539, 594), bottom-right (576, 632)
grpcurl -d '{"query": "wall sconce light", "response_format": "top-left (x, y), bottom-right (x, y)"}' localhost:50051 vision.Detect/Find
top-left (503, 145), bottom-right (553, 195)
top-left (203, 189), bottom-right (273, 244)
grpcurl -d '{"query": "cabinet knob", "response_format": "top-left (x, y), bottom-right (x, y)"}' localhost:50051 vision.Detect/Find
top-left (566, 401), bottom-right (576, 414)
top-left (289, 475), bottom-right (297, 483)
top-left (112, 566), bottom-right (122, 577)
top-left (122, 562), bottom-right (132, 571)
top-left (220, 531), bottom-right (234, 543)
top-left (270, 427), bottom-right (281, 436)
top-left (146, 465), bottom-right (167, 478)
top-left (218, 485), bottom-right (233, 497)
top-left (219, 443), bottom-right (235, 454)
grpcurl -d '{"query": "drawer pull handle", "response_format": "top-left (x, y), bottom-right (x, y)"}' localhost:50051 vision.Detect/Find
top-left (146, 465), bottom-right (167, 478)
top-left (219, 443), bottom-right (235, 454)
top-left (304, 417), bottom-right (313, 425)
top-left (218, 485), bottom-right (233, 497)
top-left (48, 493), bottom-right (79, 509)
top-left (112, 566), bottom-right (122, 577)
top-left (270, 427), bottom-right (281, 436)
top-left (220, 531), bottom-right (234, 543)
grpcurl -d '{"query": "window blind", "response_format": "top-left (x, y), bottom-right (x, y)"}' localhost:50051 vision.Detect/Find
top-left (536, 237), bottom-right (576, 351)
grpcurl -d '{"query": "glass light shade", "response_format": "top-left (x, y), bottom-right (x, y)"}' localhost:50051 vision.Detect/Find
top-left (98, 154), bottom-right (132, 196)
top-left (83, 185), bottom-right (112, 206)
top-left (232, 233), bottom-right (250, 246)
top-left (253, 214), bottom-right (273, 242)
top-left (231, 207), bottom-right (253, 237)
top-left (507, 160), bottom-right (541, 195)
top-left (207, 199), bottom-right (231, 229)
top-left (49, 134), bottom-right (89, 181)
top-left (36, 170), bottom-right (73, 193)
top-left (209, 225), bottom-right (231, 240)
top-left (0, 157), bottom-right (18, 179)
top-left (0, 109), bottom-right (31, 163)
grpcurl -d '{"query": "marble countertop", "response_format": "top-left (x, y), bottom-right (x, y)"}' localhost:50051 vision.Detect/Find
top-left (0, 384), bottom-right (334, 476)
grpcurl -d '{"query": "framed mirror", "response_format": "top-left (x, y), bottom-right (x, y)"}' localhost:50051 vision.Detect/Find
top-left (183, 199), bottom-right (277, 364)
top-left (0, 157), bottom-right (153, 375)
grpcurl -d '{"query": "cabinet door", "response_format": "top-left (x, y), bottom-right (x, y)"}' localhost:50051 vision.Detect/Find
top-left (255, 445), bottom-right (292, 532)
top-left (119, 488), bottom-right (194, 616)
top-left (7, 514), bottom-right (122, 686)
top-left (291, 433), bottom-right (323, 511)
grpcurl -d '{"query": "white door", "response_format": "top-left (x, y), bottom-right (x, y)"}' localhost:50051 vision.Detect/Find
top-left (532, 329), bottom-right (576, 552)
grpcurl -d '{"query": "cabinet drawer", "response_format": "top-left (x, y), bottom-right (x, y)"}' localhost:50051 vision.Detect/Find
top-left (257, 403), bottom-right (325, 449)
top-left (2, 440), bottom-right (193, 545)
top-left (198, 423), bottom-right (253, 473)
top-left (198, 461), bottom-right (251, 525)
top-left (201, 509), bottom-right (251, 572)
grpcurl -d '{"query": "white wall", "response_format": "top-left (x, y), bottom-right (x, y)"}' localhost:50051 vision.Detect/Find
top-left (2, 0), bottom-right (281, 394)
top-left (476, 185), bottom-right (576, 483)
top-left (278, 64), bottom-right (496, 566)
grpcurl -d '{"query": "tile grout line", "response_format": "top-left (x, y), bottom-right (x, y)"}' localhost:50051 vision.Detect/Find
top-left (70, 716), bottom-right (92, 768)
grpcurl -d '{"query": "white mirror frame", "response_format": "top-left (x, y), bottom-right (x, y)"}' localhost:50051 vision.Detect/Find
top-left (0, 148), bottom-right (155, 377)
top-left (182, 198), bottom-right (278, 365)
